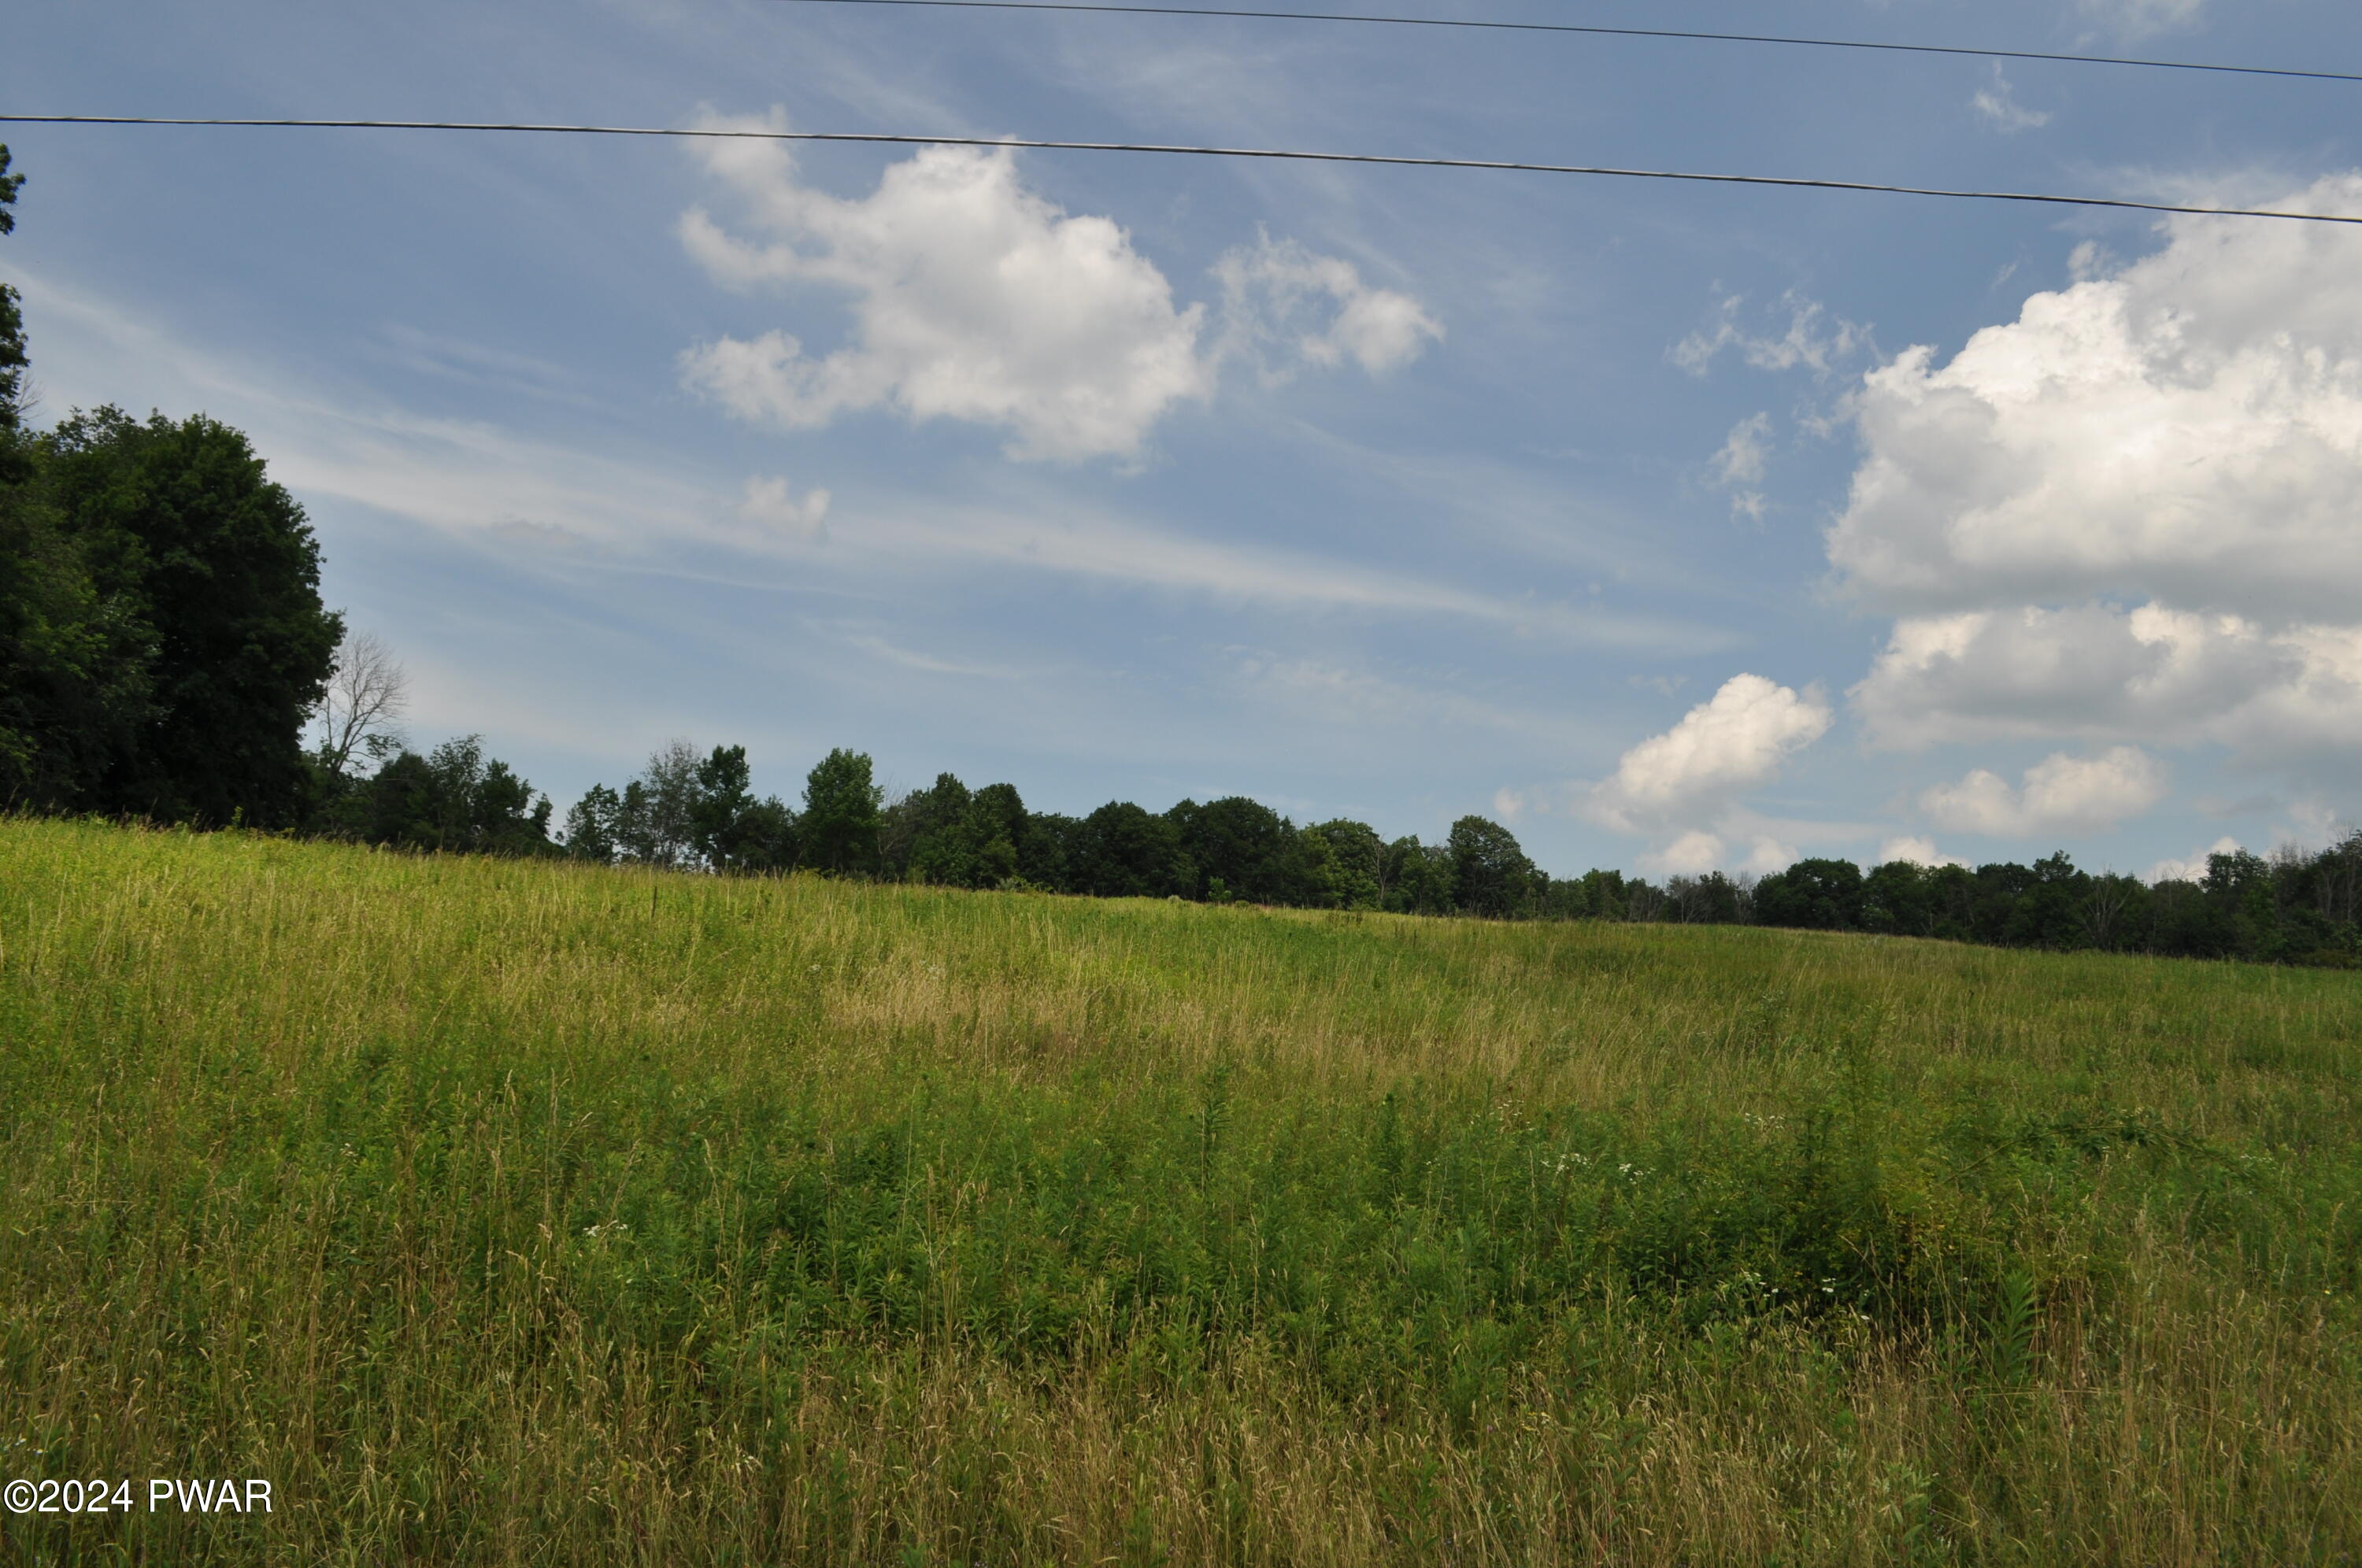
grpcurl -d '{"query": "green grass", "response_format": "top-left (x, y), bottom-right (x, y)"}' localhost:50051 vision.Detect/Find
top-left (3, 816), bottom-right (2360, 1564)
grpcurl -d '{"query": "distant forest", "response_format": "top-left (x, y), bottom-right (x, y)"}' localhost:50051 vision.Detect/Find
top-left (2, 142), bottom-right (2356, 969)
top-left (286, 726), bottom-right (2356, 967)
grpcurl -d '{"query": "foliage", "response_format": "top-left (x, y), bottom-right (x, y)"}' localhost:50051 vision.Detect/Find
top-left (800, 746), bottom-right (883, 876)
top-left (1072, 799), bottom-right (1194, 897)
top-left (1446, 812), bottom-right (1540, 917)
top-left (0, 144), bottom-right (24, 429)
top-left (31, 406), bottom-right (340, 826)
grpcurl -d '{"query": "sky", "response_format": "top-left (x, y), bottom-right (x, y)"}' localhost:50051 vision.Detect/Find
top-left (6, 0), bottom-right (2361, 880)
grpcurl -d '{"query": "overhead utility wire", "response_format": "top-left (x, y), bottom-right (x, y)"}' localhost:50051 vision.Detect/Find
top-left (778, 0), bottom-right (2362, 86)
top-left (6, 116), bottom-right (2357, 226)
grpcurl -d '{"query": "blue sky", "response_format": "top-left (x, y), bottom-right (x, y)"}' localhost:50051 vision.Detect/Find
top-left (7, 0), bottom-right (2361, 878)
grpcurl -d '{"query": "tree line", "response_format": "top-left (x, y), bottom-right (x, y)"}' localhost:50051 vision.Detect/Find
top-left (3, 143), bottom-right (2354, 969)
top-left (301, 709), bottom-right (2362, 968)
top-left (1752, 848), bottom-right (2361, 967)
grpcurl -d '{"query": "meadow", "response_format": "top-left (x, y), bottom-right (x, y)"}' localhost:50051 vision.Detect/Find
top-left (2, 817), bottom-right (2359, 1565)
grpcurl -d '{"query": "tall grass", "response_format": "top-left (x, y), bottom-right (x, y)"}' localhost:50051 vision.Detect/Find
top-left (2, 817), bottom-right (2360, 1563)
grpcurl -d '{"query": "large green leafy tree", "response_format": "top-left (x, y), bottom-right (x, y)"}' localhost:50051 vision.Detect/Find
top-left (1753, 858), bottom-right (1866, 931)
top-left (801, 748), bottom-right (883, 875)
top-left (1383, 836), bottom-right (1456, 914)
top-left (691, 744), bottom-right (796, 872)
top-left (1446, 815), bottom-right (1538, 917)
top-left (1306, 818), bottom-right (1384, 909)
top-left (1168, 796), bottom-right (1306, 904)
top-left (1071, 801), bottom-right (1192, 898)
top-left (39, 407), bottom-right (340, 826)
top-left (0, 152), bottom-right (154, 809)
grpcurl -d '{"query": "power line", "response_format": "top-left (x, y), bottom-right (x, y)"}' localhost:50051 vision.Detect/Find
top-left (777, 0), bottom-right (2362, 86)
top-left (6, 115), bottom-right (2358, 225)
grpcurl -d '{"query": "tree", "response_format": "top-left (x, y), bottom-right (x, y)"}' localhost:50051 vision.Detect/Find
top-left (1071, 801), bottom-right (1192, 898)
top-left (722, 795), bottom-right (799, 873)
top-left (1579, 868), bottom-right (1631, 921)
top-left (690, 744), bottom-right (753, 864)
top-left (0, 150), bottom-right (150, 810)
top-left (1860, 860), bottom-right (1931, 937)
top-left (613, 739), bottom-right (701, 867)
top-left (1019, 810), bottom-right (1078, 892)
top-left (947, 781), bottom-right (1027, 888)
top-left (562, 782), bottom-right (624, 862)
top-left (311, 629), bottom-right (408, 780)
top-left (1306, 818), bottom-right (1384, 909)
top-left (1447, 815), bottom-right (1537, 918)
top-left (683, 744), bottom-right (797, 873)
top-left (341, 734), bottom-right (552, 855)
top-left (1753, 858), bottom-right (1864, 930)
top-left (1538, 877), bottom-right (1593, 919)
top-left (1992, 851), bottom-right (2088, 949)
top-left (1383, 836), bottom-right (1456, 915)
top-left (1168, 796), bottom-right (1304, 904)
top-left (901, 771), bottom-right (978, 885)
top-left (2081, 871), bottom-right (2146, 952)
top-left (1664, 871), bottom-right (1746, 923)
top-left (802, 748), bottom-right (883, 875)
top-left (0, 145), bottom-right (26, 429)
top-left (0, 441), bottom-right (146, 809)
top-left (2204, 848), bottom-right (2283, 962)
top-left (42, 407), bottom-right (340, 827)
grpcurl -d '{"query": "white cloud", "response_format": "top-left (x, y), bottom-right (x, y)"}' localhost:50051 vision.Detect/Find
top-left (2149, 836), bottom-right (2240, 884)
top-left (678, 120), bottom-right (1210, 461)
top-left (1851, 603), bottom-right (2362, 764)
top-left (1832, 175), bottom-right (2362, 782)
top-left (1919, 746), bottom-right (2168, 837)
top-left (1710, 412), bottom-right (1772, 520)
top-left (1637, 830), bottom-right (1803, 877)
top-left (735, 475), bottom-right (830, 541)
top-left (1213, 232), bottom-right (1442, 380)
top-left (1831, 176), bottom-right (2362, 623)
top-left (1672, 290), bottom-right (1871, 379)
top-left (1971, 67), bottom-right (2051, 133)
top-left (1587, 673), bottom-right (1832, 833)
top-left (1644, 830), bottom-right (1725, 875)
top-left (677, 113), bottom-right (1437, 461)
top-left (1878, 835), bottom-right (1969, 868)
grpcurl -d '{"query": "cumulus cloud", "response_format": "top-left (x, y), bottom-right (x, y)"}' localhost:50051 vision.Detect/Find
top-left (1213, 233), bottom-right (1442, 380)
top-left (1831, 176), bottom-right (2362, 623)
top-left (1971, 67), bottom-right (2051, 133)
top-left (1878, 835), bottom-right (1969, 868)
top-left (1851, 603), bottom-right (2362, 760)
top-left (1587, 673), bottom-right (1832, 834)
top-left (676, 113), bottom-right (1437, 461)
top-left (1831, 174), bottom-right (2362, 784)
top-left (1919, 746), bottom-right (2168, 837)
top-left (1672, 290), bottom-right (1871, 379)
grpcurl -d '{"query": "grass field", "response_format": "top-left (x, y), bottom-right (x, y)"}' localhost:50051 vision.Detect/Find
top-left (3, 817), bottom-right (2360, 1564)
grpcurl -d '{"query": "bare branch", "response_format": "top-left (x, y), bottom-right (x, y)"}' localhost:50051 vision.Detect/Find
top-left (315, 630), bottom-right (409, 778)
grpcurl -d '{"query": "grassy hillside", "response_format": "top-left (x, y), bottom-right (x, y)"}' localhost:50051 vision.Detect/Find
top-left (3, 818), bottom-right (2359, 1565)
